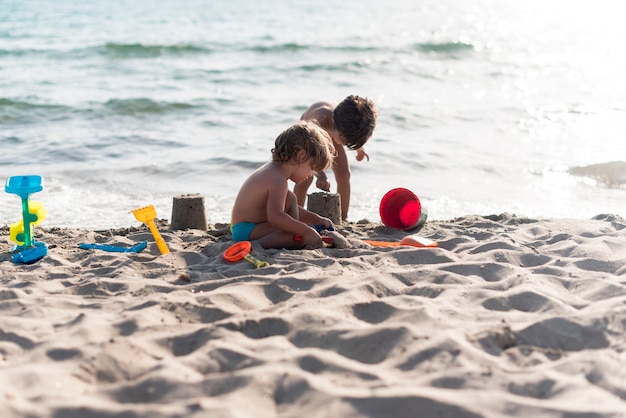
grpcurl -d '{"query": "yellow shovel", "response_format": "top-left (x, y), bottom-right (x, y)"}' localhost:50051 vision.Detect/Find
top-left (129, 204), bottom-right (170, 255)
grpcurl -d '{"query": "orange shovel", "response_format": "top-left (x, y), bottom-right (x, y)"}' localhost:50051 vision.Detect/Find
top-left (223, 241), bottom-right (269, 268)
top-left (363, 234), bottom-right (438, 248)
top-left (129, 204), bottom-right (170, 255)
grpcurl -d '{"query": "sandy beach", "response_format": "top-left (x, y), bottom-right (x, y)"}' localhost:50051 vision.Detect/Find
top-left (1, 214), bottom-right (625, 417)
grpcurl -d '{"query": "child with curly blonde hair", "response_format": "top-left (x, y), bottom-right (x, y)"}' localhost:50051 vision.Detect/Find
top-left (231, 121), bottom-right (336, 249)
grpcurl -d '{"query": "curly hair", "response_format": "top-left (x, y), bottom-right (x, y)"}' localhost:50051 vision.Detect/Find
top-left (333, 95), bottom-right (377, 150)
top-left (272, 121), bottom-right (335, 172)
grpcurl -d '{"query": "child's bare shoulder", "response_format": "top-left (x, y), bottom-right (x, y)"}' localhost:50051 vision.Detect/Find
top-left (309, 100), bottom-right (335, 109)
top-left (249, 162), bottom-right (286, 184)
top-left (302, 101), bottom-right (336, 119)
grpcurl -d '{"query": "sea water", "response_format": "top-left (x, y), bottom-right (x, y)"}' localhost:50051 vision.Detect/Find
top-left (1, 0), bottom-right (625, 229)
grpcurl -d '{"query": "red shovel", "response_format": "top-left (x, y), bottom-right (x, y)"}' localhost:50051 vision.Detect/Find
top-left (293, 235), bottom-right (334, 244)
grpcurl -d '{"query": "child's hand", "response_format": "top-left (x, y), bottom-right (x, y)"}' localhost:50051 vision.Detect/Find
top-left (316, 216), bottom-right (334, 230)
top-left (315, 176), bottom-right (331, 192)
top-left (355, 148), bottom-right (370, 162)
top-left (302, 228), bottom-right (323, 249)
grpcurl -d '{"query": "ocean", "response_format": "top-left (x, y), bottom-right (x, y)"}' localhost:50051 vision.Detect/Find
top-left (2, 0), bottom-right (625, 229)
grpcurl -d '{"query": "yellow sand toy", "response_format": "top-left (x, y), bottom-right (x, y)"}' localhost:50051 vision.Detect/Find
top-left (129, 204), bottom-right (170, 255)
top-left (10, 201), bottom-right (47, 246)
top-left (5, 175), bottom-right (48, 264)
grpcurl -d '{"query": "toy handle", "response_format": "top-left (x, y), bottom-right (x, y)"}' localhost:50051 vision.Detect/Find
top-left (243, 254), bottom-right (269, 268)
top-left (20, 198), bottom-right (33, 247)
top-left (146, 220), bottom-right (170, 254)
top-left (293, 235), bottom-right (334, 244)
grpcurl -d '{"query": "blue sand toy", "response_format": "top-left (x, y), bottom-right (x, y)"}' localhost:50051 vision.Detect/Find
top-left (79, 241), bottom-right (147, 253)
top-left (5, 175), bottom-right (48, 264)
top-left (314, 224), bottom-right (335, 232)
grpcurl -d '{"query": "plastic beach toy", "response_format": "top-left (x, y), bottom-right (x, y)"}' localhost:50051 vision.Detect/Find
top-left (10, 201), bottom-right (46, 245)
top-left (294, 224), bottom-right (336, 245)
top-left (293, 235), bottom-right (335, 244)
top-left (314, 224), bottom-right (335, 233)
top-left (363, 234), bottom-right (438, 248)
top-left (223, 241), bottom-right (269, 268)
top-left (4, 175), bottom-right (48, 264)
top-left (379, 188), bottom-right (428, 231)
top-left (129, 204), bottom-right (170, 255)
top-left (79, 241), bottom-right (148, 253)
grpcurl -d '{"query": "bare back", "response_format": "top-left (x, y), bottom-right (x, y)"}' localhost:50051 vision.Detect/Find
top-left (301, 101), bottom-right (338, 139)
top-left (231, 162), bottom-right (288, 225)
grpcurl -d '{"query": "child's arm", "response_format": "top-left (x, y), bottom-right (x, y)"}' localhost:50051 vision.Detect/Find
top-left (266, 179), bottom-right (323, 247)
top-left (267, 199), bottom-right (311, 236)
top-left (298, 207), bottom-right (333, 229)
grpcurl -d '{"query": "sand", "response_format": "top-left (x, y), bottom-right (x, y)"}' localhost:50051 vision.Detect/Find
top-left (1, 213), bottom-right (625, 418)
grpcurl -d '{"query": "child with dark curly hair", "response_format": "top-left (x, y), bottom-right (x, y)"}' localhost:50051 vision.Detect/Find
top-left (231, 121), bottom-right (336, 249)
top-left (294, 95), bottom-right (377, 221)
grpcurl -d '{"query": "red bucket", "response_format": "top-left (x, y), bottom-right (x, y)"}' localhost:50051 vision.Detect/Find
top-left (379, 188), bottom-right (427, 231)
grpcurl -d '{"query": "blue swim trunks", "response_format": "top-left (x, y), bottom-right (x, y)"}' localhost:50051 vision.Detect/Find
top-left (231, 221), bottom-right (257, 242)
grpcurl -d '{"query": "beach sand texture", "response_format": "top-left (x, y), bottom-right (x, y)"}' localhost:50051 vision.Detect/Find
top-left (1, 214), bottom-right (625, 417)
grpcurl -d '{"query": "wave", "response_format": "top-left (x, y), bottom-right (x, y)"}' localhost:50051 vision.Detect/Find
top-left (0, 98), bottom-right (72, 123)
top-left (415, 41), bottom-right (475, 55)
top-left (296, 61), bottom-right (372, 74)
top-left (248, 42), bottom-right (309, 53)
top-left (2, 40), bottom-right (384, 61)
top-left (102, 98), bottom-right (197, 115)
top-left (569, 161), bottom-right (626, 187)
top-left (99, 42), bottom-right (212, 58)
top-left (198, 157), bottom-right (264, 171)
top-left (0, 96), bottom-right (201, 124)
top-left (0, 48), bottom-right (36, 57)
top-left (0, 43), bottom-right (212, 59)
top-left (246, 42), bottom-right (378, 54)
